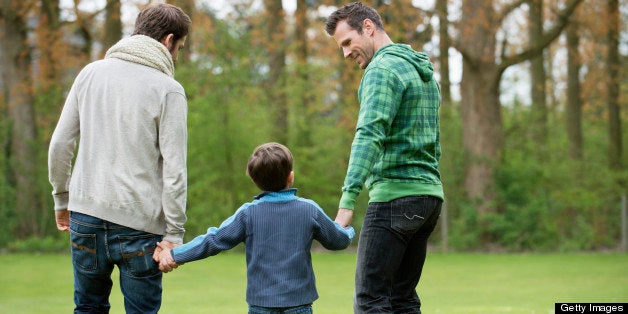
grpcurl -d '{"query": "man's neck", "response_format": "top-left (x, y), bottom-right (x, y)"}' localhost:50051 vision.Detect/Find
top-left (373, 32), bottom-right (394, 53)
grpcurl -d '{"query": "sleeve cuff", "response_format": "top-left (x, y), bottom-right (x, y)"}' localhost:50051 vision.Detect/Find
top-left (339, 191), bottom-right (359, 210)
top-left (163, 233), bottom-right (184, 244)
top-left (53, 193), bottom-right (69, 211)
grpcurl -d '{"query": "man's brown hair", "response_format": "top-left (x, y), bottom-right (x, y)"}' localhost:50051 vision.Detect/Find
top-left (247, 143), bottom-right (293, 192)
top-left (324, 2), bottom-right (385, 36)
top-left (133, 3), bottom-right (191, 42)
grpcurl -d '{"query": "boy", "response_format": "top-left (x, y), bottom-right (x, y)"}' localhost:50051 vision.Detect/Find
top-left (155, 142), bottom-right (355, 314)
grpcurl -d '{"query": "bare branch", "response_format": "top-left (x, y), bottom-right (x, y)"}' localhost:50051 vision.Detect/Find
top-left (496, 0), bottom-right (527, 24)
top-left (500, 0), bottom-right (583, 70)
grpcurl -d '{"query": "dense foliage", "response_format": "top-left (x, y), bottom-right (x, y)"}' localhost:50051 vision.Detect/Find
top-left (0, 0), bottom-right (625, 252)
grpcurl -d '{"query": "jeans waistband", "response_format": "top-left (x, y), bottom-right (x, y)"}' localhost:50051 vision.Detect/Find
top-left (70, 211), bottom-right (127, 230)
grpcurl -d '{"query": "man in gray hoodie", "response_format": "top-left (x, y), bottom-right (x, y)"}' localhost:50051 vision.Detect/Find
top-left (325, 2), bottom-right (444, 313)
top-left (48, 3), bottom-right (191, 313)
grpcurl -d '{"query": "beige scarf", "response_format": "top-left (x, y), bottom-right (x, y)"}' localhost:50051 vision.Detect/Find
top-left (105, 35), bottom-right (175, 77)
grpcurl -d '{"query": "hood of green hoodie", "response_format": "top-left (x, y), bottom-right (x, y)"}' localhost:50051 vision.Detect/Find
top-left (373, 44), bottom-right (434, 82)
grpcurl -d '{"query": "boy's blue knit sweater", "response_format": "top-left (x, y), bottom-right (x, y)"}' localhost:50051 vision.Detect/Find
top-left (171, 188), bottom-right (355, 307)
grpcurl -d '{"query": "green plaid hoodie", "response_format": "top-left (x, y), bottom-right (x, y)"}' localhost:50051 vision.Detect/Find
top-left (339, 44), bottom-right (444, 210)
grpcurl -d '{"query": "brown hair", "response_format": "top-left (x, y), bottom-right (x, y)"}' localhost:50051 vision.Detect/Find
top-left (133, 3), bottom-right (191, 42)
top-left (325, 2), bottom-right (384, 36)
top-left (246, 143), bottom-right (293, 192)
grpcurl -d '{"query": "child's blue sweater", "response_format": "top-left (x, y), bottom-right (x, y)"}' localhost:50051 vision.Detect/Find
top-left (171, 188), bottom-right (355, 307)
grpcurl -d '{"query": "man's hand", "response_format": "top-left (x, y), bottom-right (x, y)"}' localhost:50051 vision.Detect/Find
top-left (153, 240), bottom-right (178, 262)
top-left (335, 208), bottom-right (354, 227)
top-left (154, 241), bottom-right (179, 273)
top-left (55, 210), bottom-right (70, 232)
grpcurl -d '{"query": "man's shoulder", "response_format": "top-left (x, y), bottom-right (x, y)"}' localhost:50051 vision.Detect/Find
top-left (369, 53), bottom-right (411, 73)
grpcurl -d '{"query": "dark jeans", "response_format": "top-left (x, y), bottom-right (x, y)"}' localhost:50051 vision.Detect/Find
top-left (354, 196), bottom-right (442, 314)
top-left (249, 304), bottom-right (313, 314)
top-left (69, 212), bottom-right (163, 314)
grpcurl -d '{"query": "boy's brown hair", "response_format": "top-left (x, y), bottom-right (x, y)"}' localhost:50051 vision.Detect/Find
top-left (247, 143), bottom-right (293, 192)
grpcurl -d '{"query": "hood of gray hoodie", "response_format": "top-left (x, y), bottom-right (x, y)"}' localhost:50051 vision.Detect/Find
top-left (373, 44), bottom-right (434, 82)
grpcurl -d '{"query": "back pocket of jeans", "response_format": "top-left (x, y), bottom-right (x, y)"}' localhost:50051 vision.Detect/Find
top-left (119, 234), bottom-right (159, 277)
top-left (391, 206), bottom-right (427, 234)
top-left (70, 231), bottom-right (97, 270)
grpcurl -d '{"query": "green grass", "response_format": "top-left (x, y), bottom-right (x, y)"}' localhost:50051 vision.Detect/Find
top-left (0, 251), bottom-right (626, 313)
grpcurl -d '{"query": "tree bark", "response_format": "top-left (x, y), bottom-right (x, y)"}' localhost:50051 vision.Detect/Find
top-left (263, 0), bottom-right (288, 144)
top-left (529, 0), bottom-right (548, 143)
top-left (460, 62), bottom-right (503, 216)
top-left (437, 0), bottom-right (451, 105)
top-left (101, 0), bottom-right (122, 57)
top-left (566, 23), bottom-right (582, 160)
top-left (295, 0), bottom-right (312, 146)
top-left (458, 0), bottom-right (500, 216)
top-left (606, 0), bottom-right (622, 171)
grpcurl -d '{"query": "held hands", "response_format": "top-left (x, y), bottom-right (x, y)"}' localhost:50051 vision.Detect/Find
top-left (153, 241), bottom-right (180, 273)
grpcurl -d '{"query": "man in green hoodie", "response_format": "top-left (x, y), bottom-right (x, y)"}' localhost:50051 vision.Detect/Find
top-left (325, 2), bottom-right (444, 313)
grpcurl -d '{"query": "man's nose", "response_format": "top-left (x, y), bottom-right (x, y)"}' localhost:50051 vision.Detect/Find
top-left (342, 47), bottom-right (351, 58)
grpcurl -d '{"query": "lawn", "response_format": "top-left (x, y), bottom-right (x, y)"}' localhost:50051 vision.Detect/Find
top-left (0, 251), bottom-right (626, 313)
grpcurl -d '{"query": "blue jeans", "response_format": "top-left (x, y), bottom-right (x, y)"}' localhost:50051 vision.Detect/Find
top-left (354, 196), bottom-right (442, 314)
top-left (69, 212), bottom-right (163, 314)
top-left (249, 304), bottom-right (313, 314)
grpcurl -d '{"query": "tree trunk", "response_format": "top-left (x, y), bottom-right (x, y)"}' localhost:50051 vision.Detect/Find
top-left (263, 0), bottom-right (288, 144)
top-left (37, 0), bottom-right (61, 88)
top-left (295, 0), bottom-right (312, 147)
top-left (73, 0), bottom-right (94, 64)
top-left (437, 0), bottom-right (451, 105)
top-left (101, 0), bottom-right (122, 57)
top-left (529, 0), bottom-right (548, 143)
top-left (0, 0), bottom-right (42, 237)
top-left (460, 63), bottom-right (503, 216)
top-left (566, 23), bottom-right (582, 160)
top-left (458, 0), bottom-right (500, 216)
top-left (606, 0), bottom-right (622, 171)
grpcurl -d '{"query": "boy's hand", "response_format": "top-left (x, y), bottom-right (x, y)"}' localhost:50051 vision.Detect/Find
top-left (155, 241), bottom-right (179, 273)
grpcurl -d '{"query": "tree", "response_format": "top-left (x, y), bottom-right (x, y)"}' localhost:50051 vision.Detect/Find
top-left (453, 0), bottom-right (582, 219)
top-left (606, 0), bottom-right (622, 171)
top-left (101, 0), bottom-right (122, 57)
top-left (566, 20), bottom-right (582, 160)
top-left (0, 0), bottom-right (42, 237)
top-left (529, 0), bottom-right (548, 144)
top-left (294, 0), bottom-right (313, 147)
top-left (36, 0), bottom-right (62, 88)
top-left (263, 0), bottom-right (288, 144)
top-left (437, 0), bottom-right (451, 105)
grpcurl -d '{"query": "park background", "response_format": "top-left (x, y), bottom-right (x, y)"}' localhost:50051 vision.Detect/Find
top-left (1, 0), bottom-right (627, 312)
top-left (0, 0), bottom-right (626, 254)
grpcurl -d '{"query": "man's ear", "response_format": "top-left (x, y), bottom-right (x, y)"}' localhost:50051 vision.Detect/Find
top-left (363, 18), bottom-right (375, 36)
top-left (160, 33), bottom-right (175, 50)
